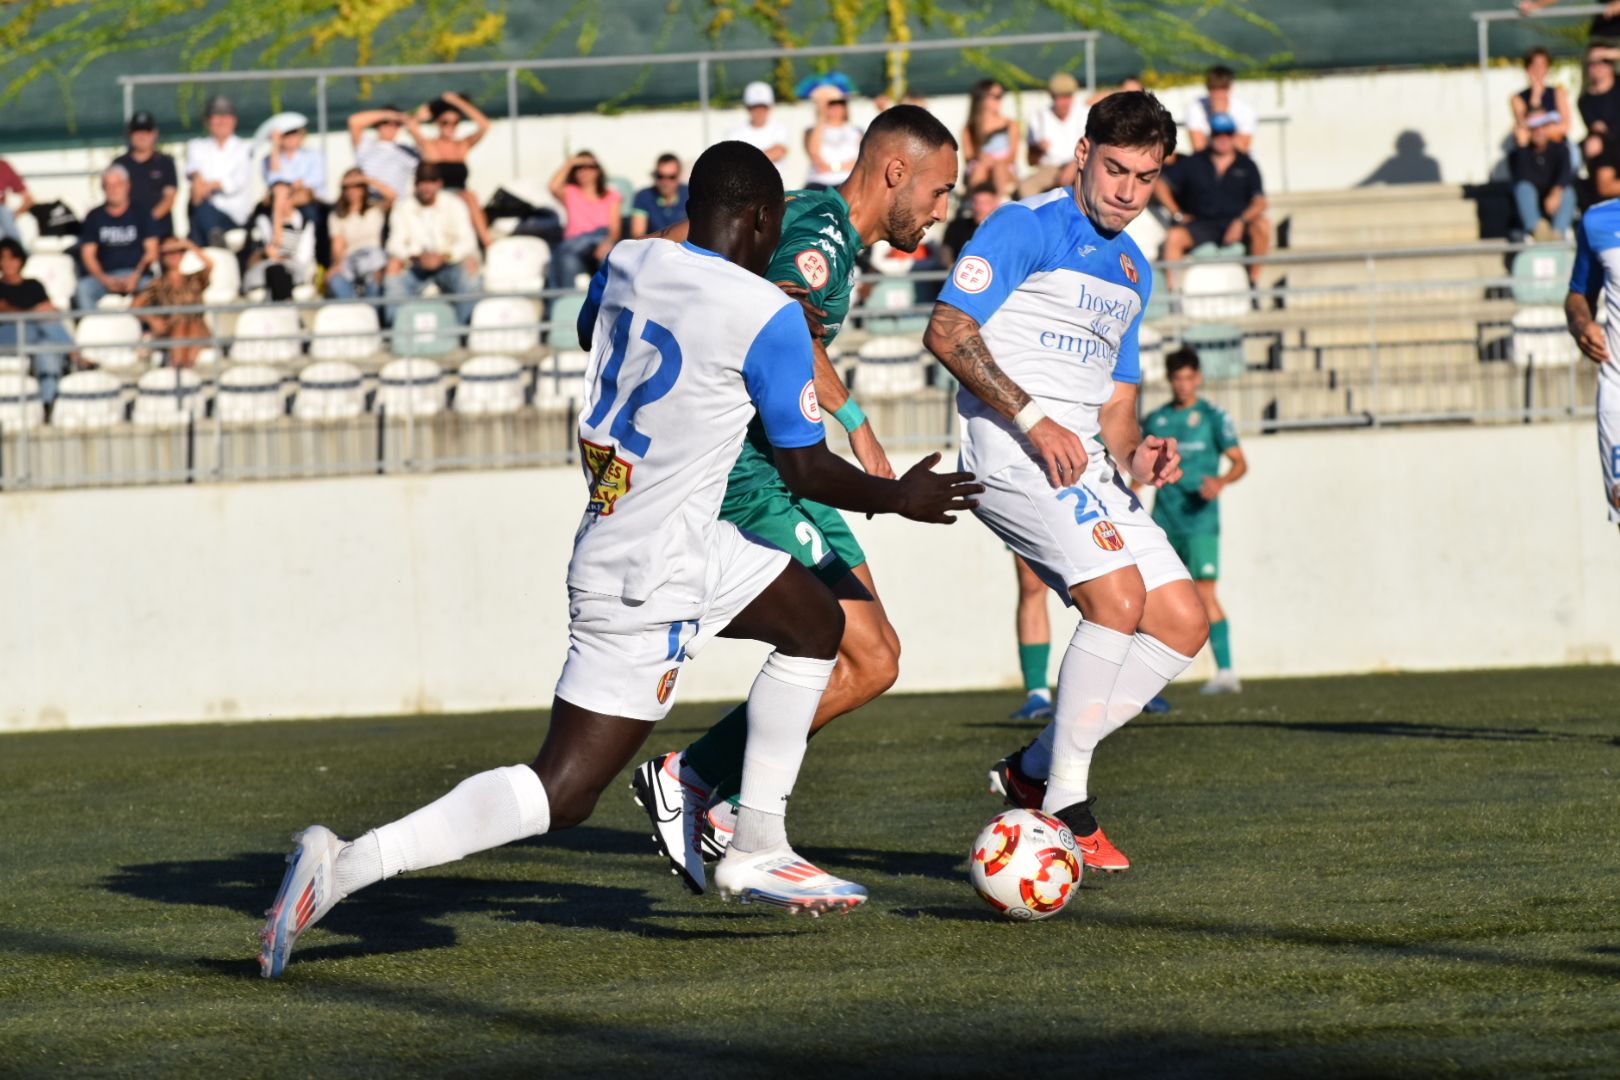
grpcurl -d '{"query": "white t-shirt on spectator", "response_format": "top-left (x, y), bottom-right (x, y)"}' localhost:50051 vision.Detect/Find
top-left (806, 123), bottom-right (864, 187)
top-left (1027, 102), bottom-right (1089, 168)
top-left (386, 195), bottom-right (479, 266)
top-left (1184, 94), bottom-right (1260, 137)
top-left (726, 118), bottom-right (790, 155)
top-left (184, 135), bottom-right (256, 226)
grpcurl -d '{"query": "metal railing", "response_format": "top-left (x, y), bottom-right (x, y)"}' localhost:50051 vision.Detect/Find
top-left (1473, 4), bottom-right (1604, 175)
top-left (117, 32), bottom-right (1101, 178)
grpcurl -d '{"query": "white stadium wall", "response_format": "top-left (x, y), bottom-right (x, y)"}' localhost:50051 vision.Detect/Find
top-left (1, 420), bottom-right (1615, 733)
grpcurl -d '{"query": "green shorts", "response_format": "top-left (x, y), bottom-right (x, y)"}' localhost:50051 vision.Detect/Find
top-left (721, 479), bottom-right (866, 588)
top-left (1167, 532), bottom-right (1220, 580)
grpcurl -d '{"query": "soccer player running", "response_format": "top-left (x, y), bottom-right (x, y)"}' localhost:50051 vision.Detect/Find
top-left (632, 105), bottom-right (961, 891)
top-left (924, 91), bottom-right (1208, 874)
top-left (1564, 200), bottom-right (1620, 532)
top-left (1144, 346), bottom-right (1248, 694)
top-left (258, 142), bottom-right (980, 977)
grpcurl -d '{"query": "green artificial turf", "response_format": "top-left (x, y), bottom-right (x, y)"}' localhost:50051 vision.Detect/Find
top-left (2, 668), bottom-right (1619, 1077)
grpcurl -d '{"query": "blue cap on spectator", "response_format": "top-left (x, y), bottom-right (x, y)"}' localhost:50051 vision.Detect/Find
top-left (1209, 112), bottom-right (1237, 135)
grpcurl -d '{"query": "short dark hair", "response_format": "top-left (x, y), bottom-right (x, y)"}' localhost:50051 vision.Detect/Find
top-left (687, 140), bottom-right (783, 221)
top-left (1084, 91), bottom-right (1177, 158)
top-left (1525, 45), bottom-right (1552, 67)
top-left (0, 237), bottom-right (25, 263)
top-left (967, 181), bottom-right (1000, 198)
top-left (1206, 65), bottom-right (1236, 89)
top-left (1165, 346), bottom-right (1200, 375)
top-left (415, 161), bottom-right (443, 184)
top-left (858, 103), bottom-right (959, 159)
top-left (656, 153), bottom-right (680, 170)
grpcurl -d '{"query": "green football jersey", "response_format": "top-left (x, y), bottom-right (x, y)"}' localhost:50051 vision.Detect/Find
top-left (727, 188), bottom-right (864, 496)
top-left (1145, 397), bottom-right (1239, 536)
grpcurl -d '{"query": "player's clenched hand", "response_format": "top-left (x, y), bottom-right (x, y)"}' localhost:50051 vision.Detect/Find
top-left (1027, 417), bottom-right (1087, 488)
top-left (776, 281), bottom-right (829, 340)
top-left (1129, 435), bottom-right (1182, 488)
top-left (895, 452), bottom-right (983, 523)
top-left (1198, 476), bottom-right (1224, 501)
top-left (849, 422), bottom-right (896, 479)
top-left (1575, 319), bottom-right (1609, 364)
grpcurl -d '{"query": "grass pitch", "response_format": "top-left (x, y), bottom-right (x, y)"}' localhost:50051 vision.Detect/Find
top-left (2, 668), bottom-right (1619, 1077)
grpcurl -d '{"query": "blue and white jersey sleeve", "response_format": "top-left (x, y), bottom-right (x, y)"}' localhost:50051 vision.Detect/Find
top-left (1571, 218), bottom-right (1601, 300)
top-left (577, 257), bottom-right (612, 349)
top-left (937, 204), bottom-right (1048, 326)
top-left (742, 301), bottom-right (825, 449)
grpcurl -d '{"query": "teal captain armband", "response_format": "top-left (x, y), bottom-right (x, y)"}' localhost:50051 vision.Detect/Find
top-left (832, 398), bottom-right (867, 432)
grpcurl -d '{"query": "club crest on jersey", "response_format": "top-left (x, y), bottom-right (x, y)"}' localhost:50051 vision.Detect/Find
top-left (1092, 520), bottom-right (1124, 551)
top-left (953, 255), bottom-right (993, 293)
top-left (800, 380), bottom-right (822, 423)
top-left (656, 668), bottom-right (679, 705)
top-left (795, 248), bottom-right (830, 289)
top-left (579, 437), bottom-right (633, 515)
top-left (1187, 409), bottom-right (1201, 427)
top-left (1119, 252), bottom-right (1139, 284)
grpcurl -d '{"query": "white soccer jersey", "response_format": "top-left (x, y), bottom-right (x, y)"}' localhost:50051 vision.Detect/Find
top-left (1567, 200), bottom-right (1620, 523)
top-left (567, 238), bottom-right (826, 603)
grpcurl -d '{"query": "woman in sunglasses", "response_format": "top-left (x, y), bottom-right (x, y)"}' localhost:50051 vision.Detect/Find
top-left (406, 91), bottom-right (493, 249)
top-left (962, 78), bottom-right (1019, 197)
top-left (546, 150), bottom-right (622, 290)
top-left (327, 167), bottom-right (388, 300)
top-left (132, 237), bottom-right (212, 368)
top-left (806, 86), bottom-right (864, 190)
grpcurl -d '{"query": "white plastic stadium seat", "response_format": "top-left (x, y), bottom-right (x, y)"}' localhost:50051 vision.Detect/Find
top-left (1124, 209), bottom-right (1167, 260)
top-left (1181, 323), bottom-right (1246, 380)
top-left (535, 351), bottom-right (588, 413)
top-left (855, 335), bottom-right (927, 398)
top-left (1510, 248), bottom-right (1575, 308)
top-left (1139, 323), bottom-right (1165, 380)
top-left (1511, 305), bottom-right (1578, 368)
top-left (377, 358), bottom-right (444, 417)
top-left (1181, 262), bottom-right (1250, 321)
top-left (50, 370), bottom-right (125, 430)
top-left (309, 302), bottom-right (383, 361)
top-left (294, 361), bottom-right (366, 421)
top-left (467, 296), bottom-right (541, 356)
top-left (132, 367), bottom-right (204, 428)
top-left (0, 356), bottom-right (25, 375)
top-left (455, 355), bottom-right (527, 415)
top-left (484, 235), bottom-right (550, 294)
top-left (95, 293), bottom-right (133, 311)
top-left (229, 304), bottom-right (303, 364)
top-left (546, 294), bottom-right (588, 348)
top-left (196, 247), bottom-right (241, 305)
top-left (215, 364), bottom-right (287, 424)
top-left (0, 373), bottom-right (44, 429)
top-left (74, 312), bottom-right (144, 370)
top-left (21, 253), bottom-right (76, 312)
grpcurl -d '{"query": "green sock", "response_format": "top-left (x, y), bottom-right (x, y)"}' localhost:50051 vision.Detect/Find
top-left (1210, 619), bottom-right (1232, 670)
top-left (679, 701), bottom-right (749, 792)
top-left (1018, 642), bottom-right (1051, 695)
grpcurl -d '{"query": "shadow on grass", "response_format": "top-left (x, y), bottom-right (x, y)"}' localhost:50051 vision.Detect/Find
top-left (797, 844), bottom-right (962, 882)
top-left (968, 717), bottom-right (1620, 745)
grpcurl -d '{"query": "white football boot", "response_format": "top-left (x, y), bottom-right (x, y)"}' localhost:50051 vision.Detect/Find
top-left (1200, 669), bottom-right (1242, 695)
top-left (259, 824), bottom-right (348, 978)
top-left (630, 752), bottom-right (709, 894)
top-left (698, 798), bottom-right (738, 862)
top-left (712, 845), bottom-right (868, 916)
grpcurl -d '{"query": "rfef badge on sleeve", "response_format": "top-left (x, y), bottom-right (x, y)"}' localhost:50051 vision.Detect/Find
top-left (794, 249), bottom-right (830, 290)
top-left (580, 438), bottom-right (633, 515)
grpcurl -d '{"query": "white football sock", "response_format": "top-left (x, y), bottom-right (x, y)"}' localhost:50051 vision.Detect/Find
top-left (733, 651), bottom-right (835, 853)
top-left (334, 764), bottom-right (550, 895)
top-left (1104, 632), bottom-right (1196, 734)
top-left (1042, 622), bottom-right (1132, 814)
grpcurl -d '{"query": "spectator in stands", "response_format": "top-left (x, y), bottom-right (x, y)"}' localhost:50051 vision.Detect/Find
top-left (961, 79), bottom-right (1019, 197)
top-left (185, 95), bottom-right (254, 247)
top-left (114, 111), bottom-right (178, 239)
top-left (805, 86), bottom-right (863, 190)
top-left (327, 168), bottom-right (387, 300)
top-left (546, 151), bottom-right (621, 290)
top-left (0, 156), bottom-right (32, 244)
top-left (1512, 47), bottom-right (1573, 148)
top-left (1579, 44), bottom-right (1620, 165)
top-left (1019, 72), bottom-right (1087, 197)
top-left (0, 237), bottom-right (74, 403)
top-left (1512, 112), bottom-right (1577, 240)
top-left (263, 115), bottom-right (329, 209)
top-left (132, 238), bottom-right (212, 368)
top-left (1186, 66), bottom-right (1258, 154)
top-left (724, 82), bottom-right (789, 169)
top-left (629, 154), bottom-right (688, 239)
top-left (939, 183), bottom-right (1002, 267)
top-left (407, 92), bottom-right (493, 249)
top-left (76, 164), bottom-right (158, 311)
top-left (348, 105), bottom-right (419, 206)
top-left (1156, 113), bottom-right (1270, 291)
top-left (384, 162), bottom-right (482, 324)
top-left (1518, 1), bottom-right (1620, 60)
top-left (1089, 75), bottom-right (1145, 106)
top-left (242, 181), bottom-right (317, 301)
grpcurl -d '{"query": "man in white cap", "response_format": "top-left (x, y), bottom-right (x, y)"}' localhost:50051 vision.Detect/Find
top-left (263, 114), bottom-right (329, 208)
top-left (725, 81), bottom-right (790, 173)
top-left (1019, 72), bottom-right (1088, 197)
top-left (185, 95), bottom-right (255, 246)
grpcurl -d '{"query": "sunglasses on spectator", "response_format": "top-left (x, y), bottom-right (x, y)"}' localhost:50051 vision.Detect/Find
top-left (577, 163), bottom-right (600, 171)
top-left (161, 247), bottom-right (186, 257)
top-left (654, 171), bottom-right (679, 180)
top-left (343, 181), bottom-right (368, 189)
top-left (828, 98), bottom-right (848, 106)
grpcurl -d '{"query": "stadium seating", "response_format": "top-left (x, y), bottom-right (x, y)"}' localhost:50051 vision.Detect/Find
top-left (308, 303), bottom-right (383, 362)
top-left (294, 361), bottom-right (366, 420)
top-left (545, 294), bottom-right (588, 348)
top-left (1510, 247), bottom-right (1575, 307)
top-left (215, 364), bottom-right (287, 424)
top-left (455, 355), bottom-right (527, 415)
top-left (1124, 210), bottom-right (1167, 261)
top-left (535, 350), bottom-right (588, 413)
top-left (377, 358), bottom-right (444, 417)
top-left (74, 312), bottom-right (144, 370)
top-left (195, 248), bottom-right (241, 305)
top-left (1511, 306), bottom-right (1578, 367)
top-left (855, 335), bottom-right (928, 398)
top-left (1181, 323), bottom-right (1247, 379)
top-left (1181, 262), bottom-right (1251, 321)
top-left (862, 278), bottom-right (929, 334)
top-left (51, 369), bottom-right (125, 429)
top-left (0, 373), bottom-right (44, 428)
top-left (229, 305), bottom-right (303, 364)
top-left (467, 296), bottom-right (540, 356)
top-left (0, 356), bottom-right (25, 375)
top-left (390, 300), bottom-right (459, 358)
top-left (484, 236), bottom-right (550, 294)
top-left (132, 367), bottom-right (203, 427)
top-left (22, 252), bottom-right (76, 312)
top-left (1139, 323), bottom-right (1165, 379)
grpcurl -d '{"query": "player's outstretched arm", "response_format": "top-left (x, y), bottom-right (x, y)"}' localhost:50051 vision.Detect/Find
top-left (776, 444), bottom-right (981, 524)
top-left (924, 302), bottom-right (1087, 487)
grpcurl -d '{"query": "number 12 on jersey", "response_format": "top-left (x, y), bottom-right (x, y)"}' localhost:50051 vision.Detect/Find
top-left (580, 306), bottom-right (684, 516)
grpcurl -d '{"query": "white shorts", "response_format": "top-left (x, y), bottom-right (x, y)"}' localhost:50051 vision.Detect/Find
top-left (962, 414), bottom-right (1189, 603)
top-left (554, 521), bottom-right (790, 721)
top-left (1599, 366), bottom-right (1620, 525)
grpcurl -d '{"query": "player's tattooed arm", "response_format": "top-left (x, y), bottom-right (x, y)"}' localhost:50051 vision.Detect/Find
top-left (923, 303), bottom-right (1030, 418)
top-left (1566, 292), bottom-right (1610, 363)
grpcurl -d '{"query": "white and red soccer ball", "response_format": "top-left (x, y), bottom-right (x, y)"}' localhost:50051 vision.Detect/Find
top-left (968, 808), bottom-right (1082, 921)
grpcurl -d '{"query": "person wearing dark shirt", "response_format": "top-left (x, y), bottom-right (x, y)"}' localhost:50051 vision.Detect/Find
top-left (1155, 112), bottom-right (1270, 288)
top-left (0, 238), bottom-right (75, 404)
top-left (628, 153), bottom-right (689, 238)
top-left (75, 164), bottom-right (157, 311)
top-left (1578, 44), bottom-right (1620, 166)
top-left (113, 111), bottom-right (179, 239)
top-left (1513, 111), bottom-right (1576, 239)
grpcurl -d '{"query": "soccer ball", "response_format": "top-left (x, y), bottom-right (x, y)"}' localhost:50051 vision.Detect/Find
top-left (968, 808), bottom-right (1082, 921)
